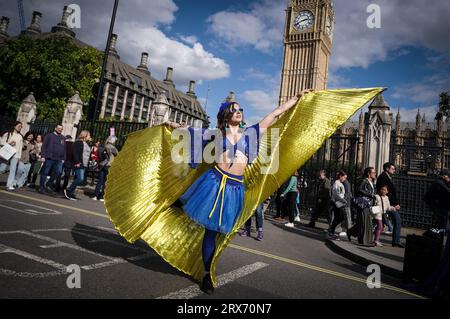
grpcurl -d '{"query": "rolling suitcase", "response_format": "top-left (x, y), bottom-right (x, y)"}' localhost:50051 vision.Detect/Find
top-left (403, 234), bottom-right (443, 283)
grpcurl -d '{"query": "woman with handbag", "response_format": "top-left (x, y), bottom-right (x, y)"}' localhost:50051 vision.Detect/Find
top-left (328, 171), bottom-right (347, 240)
top-left (28, 134), bottom-right (43, 188)
top-left (0, 121), bottom-right (23, 191)
top-left (348, 167), bottom-right (377, 246)
top-left (14, 132), bottom-right (34, 188)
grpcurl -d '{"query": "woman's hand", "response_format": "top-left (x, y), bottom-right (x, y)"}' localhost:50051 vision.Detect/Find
top-left (259, 89), bottom-right (315, 133)
top-left (163, 120), bottom-right (182, 129)
top-left (279, 89), bottom-right (315, 113)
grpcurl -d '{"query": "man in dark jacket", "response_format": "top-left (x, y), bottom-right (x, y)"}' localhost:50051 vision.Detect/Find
top-left (308, 170), bottom-right (331, 228)
top-left (377, 162), bottom-right (403, 248)
top-left (38, 125), bottom-right (66, 194)
top-left (54, 135), bottom-right (74, 192)
top-left (424, 171), bottom-right (450, 229)
top-left (64, 130), bottom-right (91, 200)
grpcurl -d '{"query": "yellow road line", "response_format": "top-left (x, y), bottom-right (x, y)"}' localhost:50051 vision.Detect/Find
top-left (229, 244), bottom-right (424, 299)
top-left (0, 190), bottom-right (425, 299)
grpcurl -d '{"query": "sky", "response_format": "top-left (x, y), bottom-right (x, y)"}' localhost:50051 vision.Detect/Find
top-left (1, 0), bottom-right (450, 127)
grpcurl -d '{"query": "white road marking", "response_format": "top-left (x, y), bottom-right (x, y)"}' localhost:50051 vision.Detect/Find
top-left (0, 200), bottom-right (62, 215)
top-left (0, 243), bottom-right (68, 278)
top-left (0, 204), bottom-right (37, 215)
top-left (0, 228), bottom-right (153, 278)
top-left (157, 262), bottom-right (269, 299)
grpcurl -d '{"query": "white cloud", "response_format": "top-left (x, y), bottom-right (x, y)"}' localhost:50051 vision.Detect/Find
top-left (397, 105), bottom-right (438, 123)
top-left (242, 86), bottom-right (279, 124)
top-left (0, 0), bottom-right (230, 87)
top-left (178, 35), bottom-right (199, 46)
top-left (206, 0), bottom-right (450, 70)
top-left (327, 70), bottom-right (350, 89)
top-left (206, 0), bottom-right (285, 53)
top-left (390, 74), bottom-right (450, 105)
top-left (330, 0), bottom-right (450, 69)
top-left (117, 24), bottom-right (230, 87)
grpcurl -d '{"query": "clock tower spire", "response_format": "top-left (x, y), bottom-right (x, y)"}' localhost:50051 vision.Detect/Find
top-left (279, 0), bottom-right (335, 104)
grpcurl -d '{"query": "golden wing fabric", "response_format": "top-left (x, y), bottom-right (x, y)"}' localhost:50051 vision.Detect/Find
top-left (104, 87), bottom-right (384, 287)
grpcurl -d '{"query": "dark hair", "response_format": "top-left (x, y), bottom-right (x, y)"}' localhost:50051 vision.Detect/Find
top-left (9, 121), bottom-right (22, 134)
top-left (23, 132), bottom-right (34, 141)
top-left (363, 167), bottom-right (375, 178)
top-left (337, 170), bottom-right (347, 178)
top-left (383, 162), bottom-right (394, 172)
top-left (217, 102), bottom-right (245, 134)
top-left (377, 185), bottom-right (389, 195)
top-left (319, 169), bottom-right (327, 176)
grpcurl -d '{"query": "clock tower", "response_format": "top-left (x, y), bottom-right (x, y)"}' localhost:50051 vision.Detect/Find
top-left (279, 0), bottom-right (335, 104)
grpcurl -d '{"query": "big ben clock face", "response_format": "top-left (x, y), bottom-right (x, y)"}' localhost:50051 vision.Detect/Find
top-left (293, 10), bottom-right (314, 31)
top-left (326, 15), bottom-right (332, 36)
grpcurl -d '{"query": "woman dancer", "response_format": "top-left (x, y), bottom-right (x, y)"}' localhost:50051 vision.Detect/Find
top-left (165, 90), bottom-right (312, 293)
top-left (104, 87), bottom-right (384, 294)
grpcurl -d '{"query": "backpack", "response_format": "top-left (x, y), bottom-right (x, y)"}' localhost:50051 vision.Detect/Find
top-left (98, 144), bottom-right (109, 163)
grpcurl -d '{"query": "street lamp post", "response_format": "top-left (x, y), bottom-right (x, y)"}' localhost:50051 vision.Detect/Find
top-left (91, 0), bottom-right (119, 132)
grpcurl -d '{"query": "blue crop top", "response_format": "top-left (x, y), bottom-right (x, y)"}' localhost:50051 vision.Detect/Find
top-left (187, 123), bottom-right (260, 169)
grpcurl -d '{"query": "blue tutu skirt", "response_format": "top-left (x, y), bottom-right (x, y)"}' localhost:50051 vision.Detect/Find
top-left (179, 166), bottom-right (244, 234)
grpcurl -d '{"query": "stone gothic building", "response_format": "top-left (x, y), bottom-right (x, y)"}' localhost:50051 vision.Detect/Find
top-left (0, 8), bottom-right (208, 128)
top-left (335, 95), bottom-right (450, 174)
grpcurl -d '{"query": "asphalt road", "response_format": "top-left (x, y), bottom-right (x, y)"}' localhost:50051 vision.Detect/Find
top-left (0, 187), bottom-right (423, 299)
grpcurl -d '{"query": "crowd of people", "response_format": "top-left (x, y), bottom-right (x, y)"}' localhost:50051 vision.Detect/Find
top-left (260, 162), bottom-right (449, 249)
top-left (0, 121), bottom-right (118, 201)
top-left (2, 121), bottom-right (448, 251)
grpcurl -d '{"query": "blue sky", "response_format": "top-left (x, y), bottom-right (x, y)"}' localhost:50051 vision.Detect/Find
top-left (2, 0), bottom-right (450, 126)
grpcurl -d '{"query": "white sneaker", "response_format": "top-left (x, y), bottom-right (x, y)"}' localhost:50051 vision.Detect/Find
top-left (92, 197), bottom-right (98, 201)
top-left (339, 232), bottom-right (347, 237)
top-left (6, 187), bottom-right (14, 191)
top-left (294, 216), bottom-right (301, 222)
top-left (99, 198), bottom-right (104, 202)
top-left (375, 241), bottom-right (383, 247)
top-left (285, 222), bottom-right (295, 228)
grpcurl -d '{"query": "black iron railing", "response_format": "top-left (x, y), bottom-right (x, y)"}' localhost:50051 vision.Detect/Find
top-left (78, 120), bottom-right (148, 150)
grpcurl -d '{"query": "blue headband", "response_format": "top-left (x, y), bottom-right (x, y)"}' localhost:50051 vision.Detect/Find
top-left (218, 101), bottom-right (234, 114)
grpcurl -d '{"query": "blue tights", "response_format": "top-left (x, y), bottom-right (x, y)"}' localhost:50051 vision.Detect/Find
top-left (202, 229), bottom-right (218, 272)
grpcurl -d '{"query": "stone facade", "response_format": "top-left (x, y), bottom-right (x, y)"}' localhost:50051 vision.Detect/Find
top-left (336, 97), bottom-right (450, 174)
top-left (16, 93), bottom-right (37, 136)
top-left (62, 92), bottom-right (83, 138)
top-left (362, 94), bottom-right (393, 175)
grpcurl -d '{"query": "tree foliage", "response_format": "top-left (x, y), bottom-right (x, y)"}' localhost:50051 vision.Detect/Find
top-left (0, 35), bottom-right (102, 121)
top-left (436, 91), bottom-right (450, 120)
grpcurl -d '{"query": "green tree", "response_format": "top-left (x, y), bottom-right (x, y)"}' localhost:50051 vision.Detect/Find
top-left (0, 35), bottom-right (102, 121)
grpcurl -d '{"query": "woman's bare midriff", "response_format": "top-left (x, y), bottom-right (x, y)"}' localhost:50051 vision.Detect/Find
top-left (216, 150), bottom-right (248, 176)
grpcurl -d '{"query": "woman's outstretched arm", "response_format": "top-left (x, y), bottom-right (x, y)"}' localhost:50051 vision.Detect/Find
top-left (163, 120), bottom-right (188, 129)
top-left (258, 89), bottom-right (314, 134)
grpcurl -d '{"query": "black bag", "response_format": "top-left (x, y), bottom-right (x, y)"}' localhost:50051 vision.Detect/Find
top-left (98, 145), bottom-right (109, 163)
top-left (29, 152), bottom-right (37, 163)
top-left (403, 234), bottom-right (443, 283)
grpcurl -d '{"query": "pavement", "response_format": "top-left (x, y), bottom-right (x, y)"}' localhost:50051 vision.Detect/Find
top-left (0, 174), bottom-right (426, 299)
top-left (266, 215), bottom-right (422, 280)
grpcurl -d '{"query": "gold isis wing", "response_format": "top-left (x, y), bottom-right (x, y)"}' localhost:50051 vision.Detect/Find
top-left (104, 88), bottom-right (385, 287)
